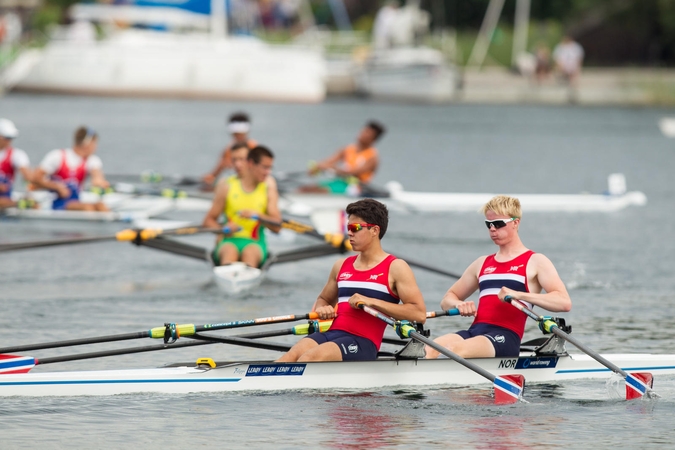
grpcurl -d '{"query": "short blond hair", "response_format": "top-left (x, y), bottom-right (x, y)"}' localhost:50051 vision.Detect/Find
top-left (481, 195), bottom-right (521, 218)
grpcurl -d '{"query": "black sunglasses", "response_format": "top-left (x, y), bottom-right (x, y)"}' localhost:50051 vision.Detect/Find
top-left (485, 218), bottom-right (517, 229)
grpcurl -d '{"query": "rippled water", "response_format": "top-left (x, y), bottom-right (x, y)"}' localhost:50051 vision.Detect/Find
top-left (1, 94), bottom-right (675, 448)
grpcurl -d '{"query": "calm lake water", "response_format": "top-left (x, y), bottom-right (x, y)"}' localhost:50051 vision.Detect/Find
top-left (1, 94), bottom-right (675, 448)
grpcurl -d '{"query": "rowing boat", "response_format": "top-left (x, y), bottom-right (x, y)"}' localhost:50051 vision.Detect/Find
top-left (280, 173), bottom-right (646, 215)
top-left (212, 263), bottom-right (264, 295)
top-left (5, 190), bottom-right (182, 222)
top-left (1, 350), bottom-right (673, 397)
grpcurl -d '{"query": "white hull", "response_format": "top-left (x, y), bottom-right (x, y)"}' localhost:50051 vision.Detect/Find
top-left (2, 353), bottom-right (674, 397)
top-left (5, 190), bottom-right (210, 222)
top-left (212, 263), bottom-right (264, 295)
top-left (282, 174), bottom-right (646, 215)
top-left (12, 30), bottom-right (326, 103)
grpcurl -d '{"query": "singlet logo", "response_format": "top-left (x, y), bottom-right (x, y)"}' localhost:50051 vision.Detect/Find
top-left (484, 266), bottom-right (497, 274)
top-left (368, 273), bottom-right (384, 280)
top-left (509, 264), bottom-right (524, 272)
top-left (339, 272), bottom-right (353, 280)
top-left (494, 335), bottom-right (505, 344)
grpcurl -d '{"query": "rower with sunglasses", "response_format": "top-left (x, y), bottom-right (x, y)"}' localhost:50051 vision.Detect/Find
top-left (426, 195), bottom-right (572, 359)
top-left (278, 198), bottom-right (427, 363)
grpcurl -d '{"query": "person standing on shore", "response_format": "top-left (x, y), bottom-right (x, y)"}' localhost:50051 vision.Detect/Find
top-left (553, 35), bottom-right (584, 91)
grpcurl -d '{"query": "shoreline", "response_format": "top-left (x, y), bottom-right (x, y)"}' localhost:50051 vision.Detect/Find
top-left (452, 67), bottom-right (675, 107)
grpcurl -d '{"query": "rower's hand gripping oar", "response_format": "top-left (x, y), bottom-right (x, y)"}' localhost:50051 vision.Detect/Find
top-left (357, 303), bottom-right (524, 404)
top-left (0, 225), bottom-right (226, 253)
top-left (505, 296), bottom-right (658, 400)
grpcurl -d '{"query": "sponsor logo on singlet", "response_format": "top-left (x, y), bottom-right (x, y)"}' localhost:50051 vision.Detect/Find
top-left (483, 266), bottom-right (497, 274)
top-left (509, 264), bottom-right (524, 272)
top-left (339, 272), bottom-right (353, 280)
top-left (368, 273), bottom-right (383, 280)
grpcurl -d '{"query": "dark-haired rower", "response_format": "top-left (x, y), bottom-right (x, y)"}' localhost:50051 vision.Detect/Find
top-left (202, 112), bottom-right (258, 187)
top-left (203, 146), bottom-right (281, 268)
top-left (278, 198), bottom-right (426, 362)
top-left (302, 121), bottom-right (386, 195)
top-left (33, 126), bottom-right (110, 212)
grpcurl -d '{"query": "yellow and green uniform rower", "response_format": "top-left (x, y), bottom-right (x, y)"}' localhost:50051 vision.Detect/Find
top-left (203, 145), bottom-right (281, 268)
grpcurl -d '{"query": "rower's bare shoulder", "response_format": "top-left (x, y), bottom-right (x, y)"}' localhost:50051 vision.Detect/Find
top-left (529, 252), bottom-right (555, 269)
top-left (390, 258), bottom-right (416, 278)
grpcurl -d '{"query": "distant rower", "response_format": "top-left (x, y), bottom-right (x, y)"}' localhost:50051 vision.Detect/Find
top-left (202, 112), bottom-right (257, 188)
top-left (33, 126), bottom-right (110, 212)
top-left (0, 118), bottom-right (34, 209)
top-left (302, 120), bottom-right (386, 195)
top-left (203, 146), bottom-right (282, 268)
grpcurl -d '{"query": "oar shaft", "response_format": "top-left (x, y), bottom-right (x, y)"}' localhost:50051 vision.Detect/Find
top-left (399, 257), bottom-right (461, 279)
top-left (1, 312), bottom-right (319, 354)
top-left (36, 340), bottom-right (211, 365)
top-left (187, 334), bottom-right (291, 352)
top-left (190, 312), bottom-right (319, 334)
top-left (0, 331), bottom-right (149, 353)
top-left (0, 235), bottom-right (117, 252)
top-left (359, 305), bottom-right (495, 383)
top-left (0, 226), bottom-right (223, 253)
top-left (507, 297), bottom-right (629, 377)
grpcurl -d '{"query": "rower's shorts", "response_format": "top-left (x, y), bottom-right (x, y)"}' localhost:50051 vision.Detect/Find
top-left (308, 329), bottom-right (378, 361)
top-left (212, 237), bottom-right (267, 266)
top-left (457, 323), bottom-right (521, 357)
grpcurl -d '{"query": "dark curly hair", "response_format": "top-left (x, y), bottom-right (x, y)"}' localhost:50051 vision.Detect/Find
top-left (346, 198), bottom-right (388, 239)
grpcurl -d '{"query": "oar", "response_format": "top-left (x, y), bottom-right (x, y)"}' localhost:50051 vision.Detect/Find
top-left (253, 215), bottom-right (349, 249)
top-left (0, 321), bottom-right (335, 373)
top-left (505, 296), bottom-right (658, 400)
top-left (359, 304), bottom-right (524, 404)
top-left (254, 216), bottom-right (462, 279)
top-left (0, 225), bottom-right (225, 253)
top-left (92, 184), bottom-right (189, 199)
top-left (106, 172), bottom-right (203, 186)
top-left (0, 312), bottom-right (321, 354)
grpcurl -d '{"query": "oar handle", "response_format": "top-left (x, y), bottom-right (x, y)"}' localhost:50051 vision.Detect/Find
top-left (427, 308), bottom-right (460, 318)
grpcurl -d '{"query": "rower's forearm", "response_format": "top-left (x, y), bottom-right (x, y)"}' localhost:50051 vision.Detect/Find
top-left (512, 291), bottom-right (572, 313)
top-left (33, 178), bottom-right (62, 192)
top-left (440, 295), bottom-right (463, 311)
top-left (368, 299), bottom-right (426, 324)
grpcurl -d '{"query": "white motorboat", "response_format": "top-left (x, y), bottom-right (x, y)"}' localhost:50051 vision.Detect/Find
top-left (7, 0), bottom-right (326, 103)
